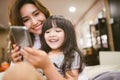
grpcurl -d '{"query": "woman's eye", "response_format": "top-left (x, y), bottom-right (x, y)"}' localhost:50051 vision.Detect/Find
top-left (23, 18), bottom-right (29, 23)
top-left (34, 12), bottom-right (39, 16)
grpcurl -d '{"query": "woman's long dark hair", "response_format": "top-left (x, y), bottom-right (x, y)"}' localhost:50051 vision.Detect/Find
top-left (40, 15), bottom-right (85, 75)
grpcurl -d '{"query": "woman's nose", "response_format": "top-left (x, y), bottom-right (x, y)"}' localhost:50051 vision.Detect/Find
top-left (31, 17), bottom-right (38, 25)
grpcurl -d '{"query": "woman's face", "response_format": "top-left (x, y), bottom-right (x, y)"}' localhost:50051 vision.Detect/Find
top-left (44, 27), bottom-right (65, 50)
top-left (20, 3), bottom-right (46, 35)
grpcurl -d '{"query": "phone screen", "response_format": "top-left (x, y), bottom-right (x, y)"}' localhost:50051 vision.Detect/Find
top-left (10, 26), bottom-right (33, 49)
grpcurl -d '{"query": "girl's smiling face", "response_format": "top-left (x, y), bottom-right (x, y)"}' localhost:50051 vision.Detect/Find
top-left (44, 27), bottom-right (65, 50)
top-left (20, 3), bottom-right (46, 35)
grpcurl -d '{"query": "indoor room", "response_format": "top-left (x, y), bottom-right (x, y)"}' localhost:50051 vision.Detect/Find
top-left (0, 0), bottom-right (120, 80)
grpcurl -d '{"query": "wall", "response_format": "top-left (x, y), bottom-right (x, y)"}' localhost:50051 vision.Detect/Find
top-left (108, 0), bottom-right (120, 51)
top-left (75, 0), bottom-right (104, 50)
top-left (0, 29), bottom-right (9, 63)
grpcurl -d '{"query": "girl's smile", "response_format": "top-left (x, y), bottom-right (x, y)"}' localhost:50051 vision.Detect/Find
top-left (45, 27), bottom-right (65, 50)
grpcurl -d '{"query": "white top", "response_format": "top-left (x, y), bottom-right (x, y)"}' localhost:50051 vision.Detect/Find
top-left (49, 51), bottom-right (80, 76)
top-left (33, 34), bottom-right (41, 49)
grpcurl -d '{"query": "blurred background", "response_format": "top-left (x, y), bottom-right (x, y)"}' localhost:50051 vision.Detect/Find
top-left (0, 0), bottom-right (120, 68)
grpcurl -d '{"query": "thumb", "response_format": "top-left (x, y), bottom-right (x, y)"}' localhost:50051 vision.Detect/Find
top-left (65, 72), bottom-right (73, 80)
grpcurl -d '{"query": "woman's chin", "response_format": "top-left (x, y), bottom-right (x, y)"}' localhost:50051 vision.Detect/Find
top-left (30, 30), bottom-right (42, 35)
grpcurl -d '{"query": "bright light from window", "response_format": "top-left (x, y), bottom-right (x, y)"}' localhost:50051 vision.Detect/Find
top-left (69, 6), bottom-right (76, 13)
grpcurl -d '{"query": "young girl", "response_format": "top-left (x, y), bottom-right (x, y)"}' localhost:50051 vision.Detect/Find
top-left (17, 15), bottom-right (85, 80)
top-left (41, 15), bottom-right (85, 75)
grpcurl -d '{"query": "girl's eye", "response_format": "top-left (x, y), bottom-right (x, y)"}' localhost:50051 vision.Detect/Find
top-left (56, 30), bottom-right (61, 32)
top-left (45, 30), bottom-right (50, 33)
top-left (56, 29), bottom-right (62, 32)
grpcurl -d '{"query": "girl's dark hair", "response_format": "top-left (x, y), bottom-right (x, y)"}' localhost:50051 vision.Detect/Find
top-left (40, 15), bottom-right (85, 75)
top-left (8, 0), bottom-right (50, 45)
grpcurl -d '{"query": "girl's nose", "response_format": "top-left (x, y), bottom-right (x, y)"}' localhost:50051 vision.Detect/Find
top-left (50, 30), bottom-right (55, 36)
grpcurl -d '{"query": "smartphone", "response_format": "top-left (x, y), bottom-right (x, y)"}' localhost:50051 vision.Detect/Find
top-left (10, 26), bottom-right (33, 49)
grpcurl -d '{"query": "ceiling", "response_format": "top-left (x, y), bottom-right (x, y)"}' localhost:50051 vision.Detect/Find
top-left (0, 0), bottom-right (96, 29)
top-left (41, 0), bottom-right (96, 25)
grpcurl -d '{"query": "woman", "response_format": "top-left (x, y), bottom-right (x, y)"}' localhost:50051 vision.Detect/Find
top-left (8, 0), bottom-right (50, 63)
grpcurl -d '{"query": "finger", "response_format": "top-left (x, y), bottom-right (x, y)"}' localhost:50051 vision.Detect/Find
top-left (13, 44), bottom-right (17, 48)
top-left (11, 50), bottom-right (21, 62)
top-left (23, 47), bottom-right (38, 56)
top-left (13, 56), bottom-right (22, 63)
top-left (14, 46), bottom-right (20, 52)
top-left (13, 44), bottom-right (19, 50)
top-left (65, 72), bottom-right (73, 79)
top-left (21, 49), bottom-right (30, 60)
top-left (21, 49), bottom-right (38, 66)
top-left (21, 49), bottom-right (37, 61)
top-left (11, 50), bottom-right (21, 58)
top-left (21, 49), bottom-right (29, 57)
top-left (25, 47), bottom-right (47, 56)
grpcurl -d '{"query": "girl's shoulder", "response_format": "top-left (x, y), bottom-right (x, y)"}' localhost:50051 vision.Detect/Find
top-left (70, 51), bottom-right (81, 69)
